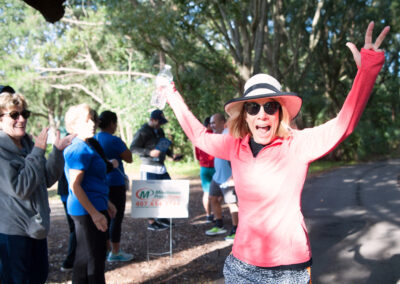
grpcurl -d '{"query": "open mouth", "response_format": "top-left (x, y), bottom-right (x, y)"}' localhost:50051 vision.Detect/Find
top-left (255, 125), bottom-right (271, 133)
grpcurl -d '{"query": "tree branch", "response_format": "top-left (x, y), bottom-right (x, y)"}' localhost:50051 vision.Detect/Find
top-left (50, 83), bottom-right (105, 105)
top-left (36, 67), bottom-right (155, 78)
top-left (60, 18), bottom-right (104, 27)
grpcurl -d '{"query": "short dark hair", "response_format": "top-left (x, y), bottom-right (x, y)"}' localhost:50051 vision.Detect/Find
top-left (98, 110), bottom-right (117, 129)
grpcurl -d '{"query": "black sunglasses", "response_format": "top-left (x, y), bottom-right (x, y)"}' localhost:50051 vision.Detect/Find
top-left (244, 102), bottom-right (280, 116)
top-left (0, 109), bottom-right (31, 120)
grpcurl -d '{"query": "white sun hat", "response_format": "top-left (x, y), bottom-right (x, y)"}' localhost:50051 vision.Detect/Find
top-left (224, 74), bottom-right (302, 120)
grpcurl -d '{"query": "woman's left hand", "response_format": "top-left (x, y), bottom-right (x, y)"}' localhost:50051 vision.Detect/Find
top-left (54, 131), bottom-right (76, 151)
top-left (108, 201), bottom-right (117, 219)
top-left (346, 21), bottom-right (390, 67)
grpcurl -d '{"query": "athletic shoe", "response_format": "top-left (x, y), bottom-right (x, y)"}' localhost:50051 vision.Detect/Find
top-left (205, 226), bottom-right (227, 236)
top-left (157, 218), bottom-right (175, 227)
top-left (225, 233), bottom-right (235, 242)
top-left (60, 264), bottom-right (73, 272)
top-left (148, 221), bottom-right (168, 231)
top-left (205, 215), bottom-right (214, 223)
top-left (107, 250), bottom-right (134, 262)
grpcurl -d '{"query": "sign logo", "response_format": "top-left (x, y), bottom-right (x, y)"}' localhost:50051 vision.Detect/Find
top-left (135, 188), bottom-right (155, 200)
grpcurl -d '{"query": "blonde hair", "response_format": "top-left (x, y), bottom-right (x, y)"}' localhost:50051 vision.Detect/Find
top-left (0, 92), bottom-right (28, 113)
top-left (227, 99), bottom-right (292, 140)
top-left (65, 103), bottom-right (93, 134)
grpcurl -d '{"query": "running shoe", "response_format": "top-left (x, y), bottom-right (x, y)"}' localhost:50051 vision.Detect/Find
top-left (205, 226), bottom-right (227, 236)
top-left (157, 218), bottom-right (175, 227)
top-left (60, 264), bottom-right (73, 272)
top-left (148, 221), bottom-right (168, 231)
top-left (107, 250), bottom-right (134, 262)
top-left (225, 233), bottom-right (235, 242)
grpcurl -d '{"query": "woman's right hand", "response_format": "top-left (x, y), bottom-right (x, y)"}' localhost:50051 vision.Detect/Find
top-left (90, 211), bottom-right (108, 232)
top-left (110, 159), bottom-right (119, 168)
top-left (33, 127), bottom-right (49, 150)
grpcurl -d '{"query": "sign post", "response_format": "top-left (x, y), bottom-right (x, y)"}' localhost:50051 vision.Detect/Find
top-left (131, 179), bottom-right (190, 260)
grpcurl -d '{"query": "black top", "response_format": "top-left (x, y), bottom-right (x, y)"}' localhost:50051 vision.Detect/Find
top-left (249, 138), bottom-right (266, 157)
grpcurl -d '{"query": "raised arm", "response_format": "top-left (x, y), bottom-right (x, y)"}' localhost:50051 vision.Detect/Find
top-left (295, 22), bottom-right (390, 162)
top-left (166, 87), bottom-right (233, 160)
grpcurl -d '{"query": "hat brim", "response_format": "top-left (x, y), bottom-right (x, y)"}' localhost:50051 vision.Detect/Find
top-left (224, 92), bottom-right (302, 120)
top-left (159, 117), bottom-right (168, 125)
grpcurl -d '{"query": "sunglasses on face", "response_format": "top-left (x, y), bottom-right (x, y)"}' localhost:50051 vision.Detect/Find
top-left (0, 109), bottom-right (31, 120)
top-left (244, 101), bottom-right (280, 116)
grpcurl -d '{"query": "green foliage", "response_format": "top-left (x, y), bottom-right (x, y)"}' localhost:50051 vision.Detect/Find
top-left (0, 0), bottom-right (398, 162)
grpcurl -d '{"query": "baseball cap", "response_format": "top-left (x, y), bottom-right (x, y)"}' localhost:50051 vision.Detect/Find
top-left (150, 109), bottom-right (168, 125)
top-left (0, 85), bottom-right (15, 94)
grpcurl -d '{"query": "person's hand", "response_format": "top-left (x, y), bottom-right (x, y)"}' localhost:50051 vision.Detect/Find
top-left (54, 131), bottom-right (76, 151)
top-left (149, 149), bottom-right (161, 158)
top-left (173, 153), bottom-right (183, 162)
top-left (107, 201), bottom-right (117, 219)
top-left (33, 127), bottom-right (49, 150)
top-left (110, 159), bottom-right (119, 168)
top-left (346, 21), bottom-right (390, 67)
top-left (90, 211), bottom-right (108, 232)
top-left (220, 178), bottom-right (235, 189)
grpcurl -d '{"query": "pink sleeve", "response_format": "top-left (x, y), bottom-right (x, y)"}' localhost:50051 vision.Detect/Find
top-left (294, 49), bottom-right (385, 162)
top-left (167, 91), bottom-right (233, 160)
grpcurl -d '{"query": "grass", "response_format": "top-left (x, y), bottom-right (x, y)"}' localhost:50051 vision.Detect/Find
top-left (308, 160), bottom-right (356, 174)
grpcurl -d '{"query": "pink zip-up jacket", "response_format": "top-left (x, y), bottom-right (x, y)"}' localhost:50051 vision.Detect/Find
top-left (167, 49), bottom-right (384, 267)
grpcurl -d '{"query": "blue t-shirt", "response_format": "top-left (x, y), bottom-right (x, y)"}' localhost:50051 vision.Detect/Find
top-left (64, 138), bottom-right (109, 216)
top-left (213, 128), bottom-right (232, 184)
top-left (94, 132), bottom-right (127, 186)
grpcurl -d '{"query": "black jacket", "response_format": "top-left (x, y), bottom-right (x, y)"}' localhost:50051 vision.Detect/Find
top-left (130, 123), bottom-right (172, 166)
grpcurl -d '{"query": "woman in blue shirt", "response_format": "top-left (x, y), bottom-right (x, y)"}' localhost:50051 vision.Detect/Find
top-left (95, 110), bottom-right (133, 262)
top-left (64, 104), bottom-right (116, 284)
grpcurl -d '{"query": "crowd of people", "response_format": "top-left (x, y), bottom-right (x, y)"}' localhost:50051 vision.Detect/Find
top-left (0, 21), bottom-right (389, 284)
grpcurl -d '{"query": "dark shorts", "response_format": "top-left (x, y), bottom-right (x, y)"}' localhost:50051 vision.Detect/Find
top-left (223, 254), bottom-right (311, 284)
top-left (209, 180), bottom-right (237, 204)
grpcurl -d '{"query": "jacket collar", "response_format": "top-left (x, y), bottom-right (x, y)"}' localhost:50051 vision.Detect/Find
top-left (0, 131), bottom-right (32, 153)
top-left (240, 134), bottom-right (284, 150)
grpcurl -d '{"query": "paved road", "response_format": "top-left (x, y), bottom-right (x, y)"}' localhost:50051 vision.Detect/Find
top-left (302, 159), bottom-right (400, 284)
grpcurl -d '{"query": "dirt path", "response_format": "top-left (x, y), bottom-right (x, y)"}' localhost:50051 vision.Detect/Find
top-left (46, 178), bottom-right (230, 283)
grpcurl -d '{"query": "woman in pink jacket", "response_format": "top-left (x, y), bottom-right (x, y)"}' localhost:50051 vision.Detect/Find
top-left (166, 22), bottom-right (389, 283)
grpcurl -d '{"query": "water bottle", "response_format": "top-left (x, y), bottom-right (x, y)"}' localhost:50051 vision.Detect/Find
top-left (151, 64), bottom-right (173, 110)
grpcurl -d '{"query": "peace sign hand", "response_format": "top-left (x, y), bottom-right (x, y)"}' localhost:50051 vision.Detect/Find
top-left (346, 21), bottom-right (390, 67)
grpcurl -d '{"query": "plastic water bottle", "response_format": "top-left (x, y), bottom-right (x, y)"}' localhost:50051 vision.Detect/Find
top-left (151, 64), bottom-right (173, 109)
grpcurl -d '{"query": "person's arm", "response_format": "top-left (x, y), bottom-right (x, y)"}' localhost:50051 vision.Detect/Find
top-left (166, 89), bottom-right (234, 161)
top-left (69, 169), bottom-right (108, 232)
top-left (47, 131), bottom-right (75, 188)
top-left (130, 130), bottom-right (151, 156)
top-left (120, 149), bottom-right (133, 163)
top-left (294, 22), bottom-right (390, 162)
top-left (0, 127), bottom-right (58, 200)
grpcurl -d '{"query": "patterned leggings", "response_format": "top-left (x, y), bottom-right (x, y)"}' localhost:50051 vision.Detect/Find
top-left (224, 254), bottom-right (311, 284)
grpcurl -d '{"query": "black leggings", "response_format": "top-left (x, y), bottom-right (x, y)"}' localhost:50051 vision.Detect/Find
top-left (71, 211), bottom-right (108, 284)
top-left (108, 185), bottom-right (126, 243)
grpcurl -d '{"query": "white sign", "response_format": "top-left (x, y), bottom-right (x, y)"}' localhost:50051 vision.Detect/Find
top-left (131, 179), bottom-right (190, 218)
